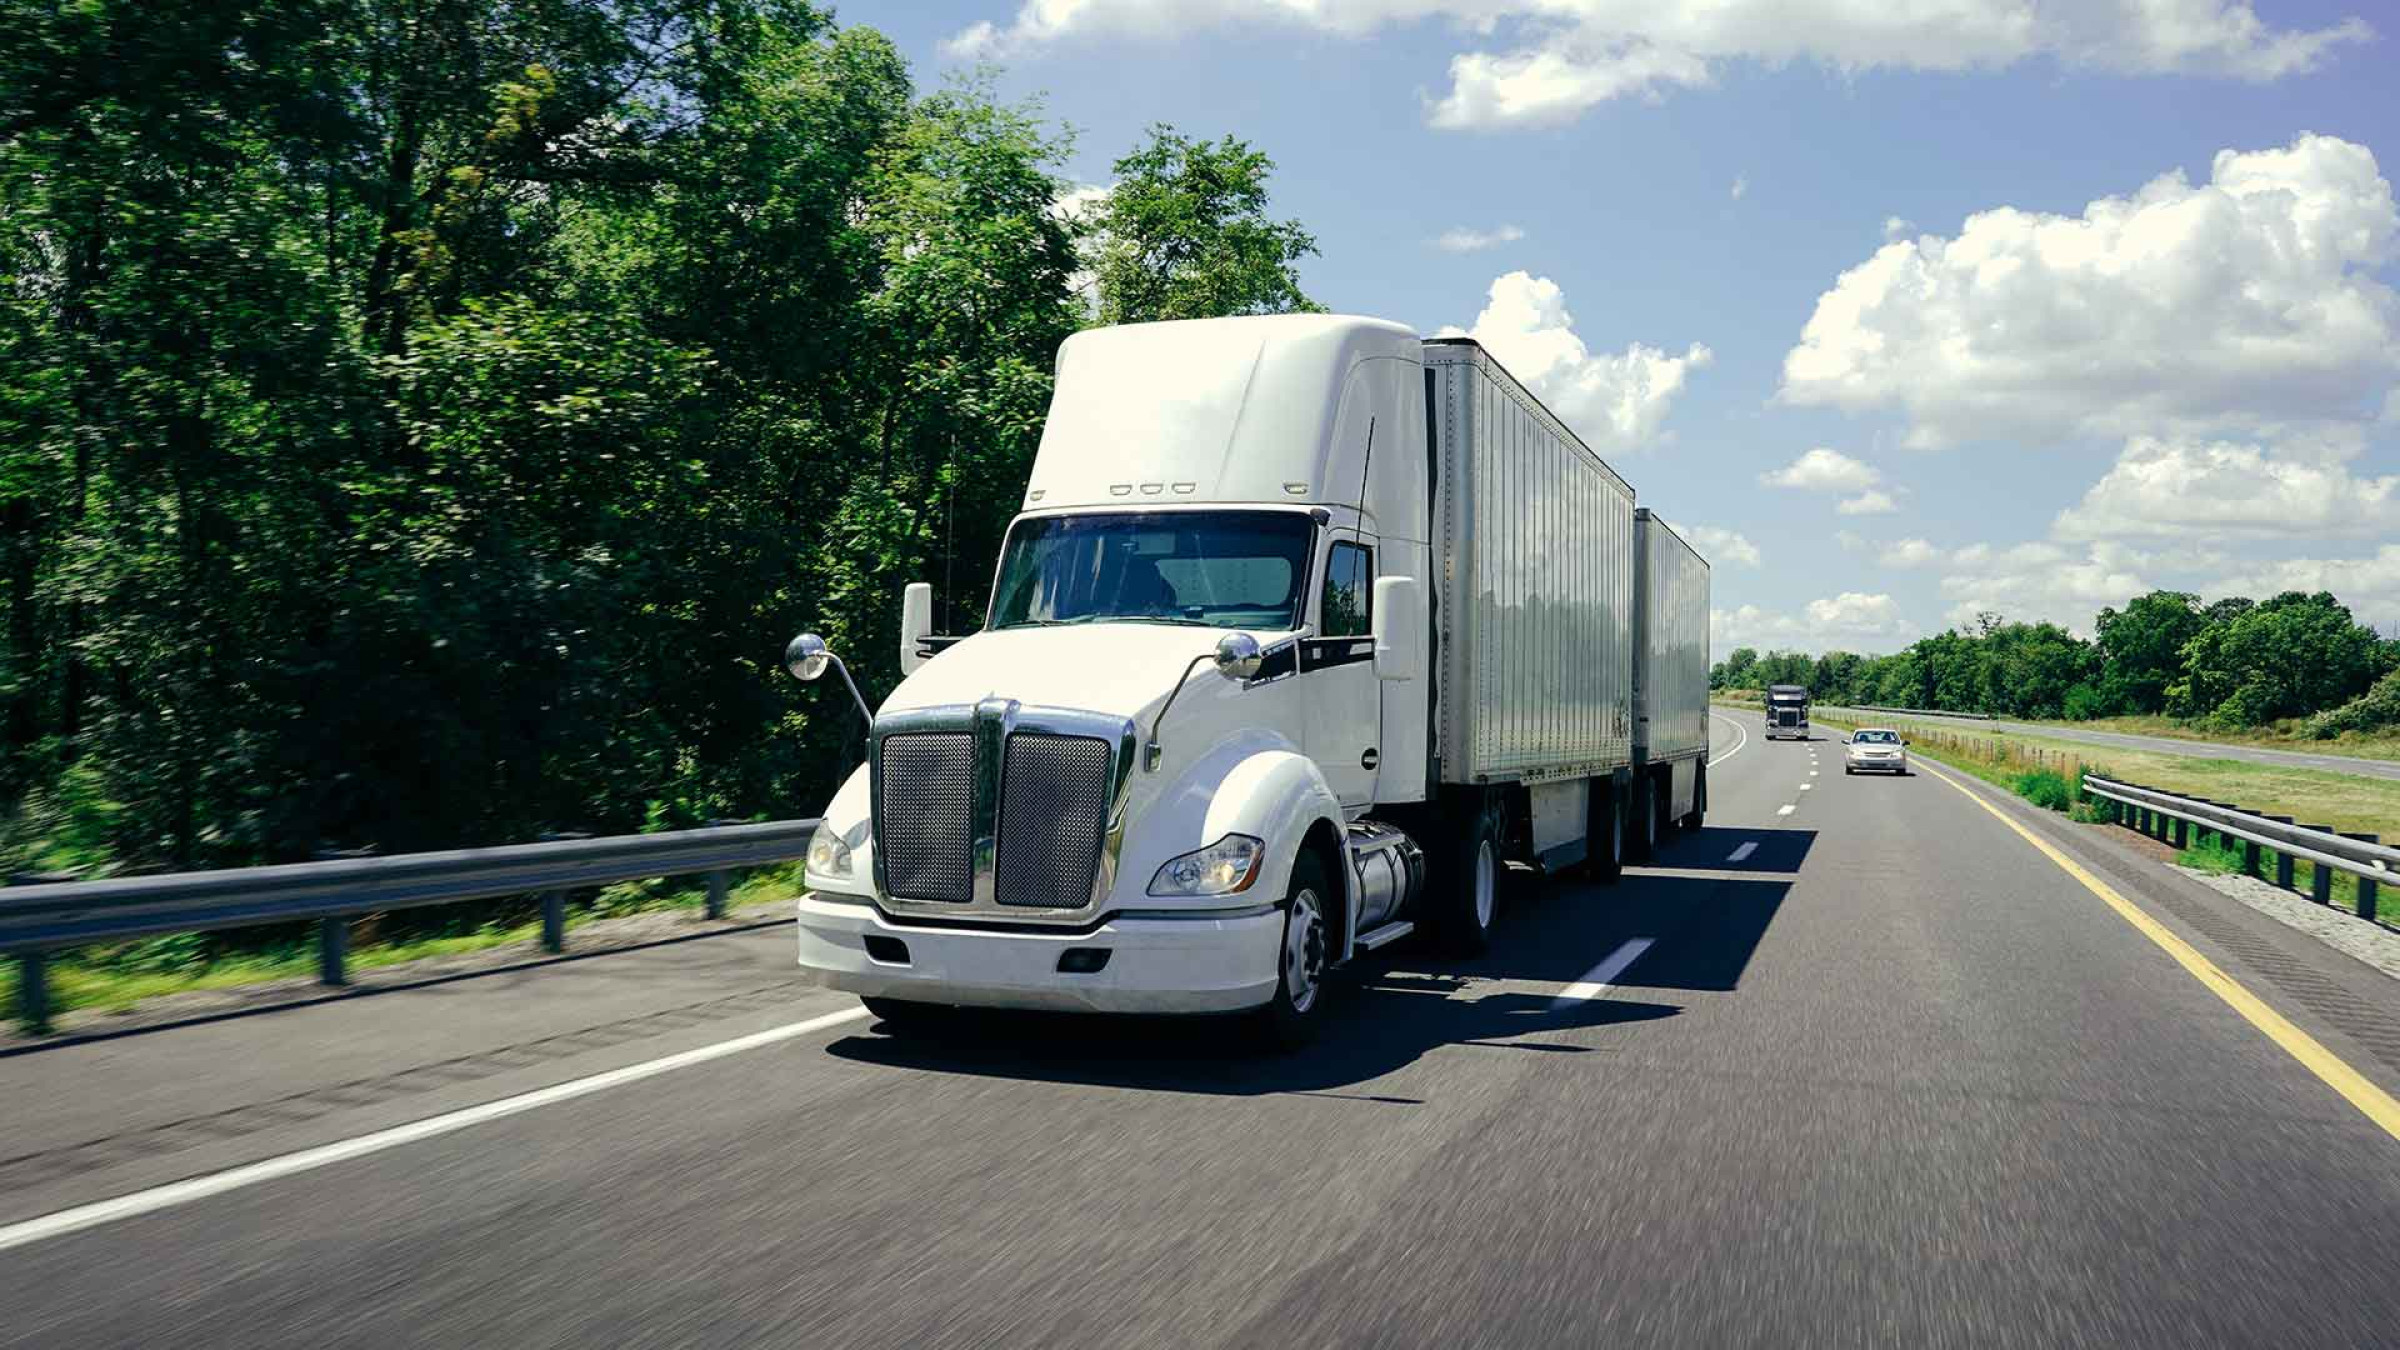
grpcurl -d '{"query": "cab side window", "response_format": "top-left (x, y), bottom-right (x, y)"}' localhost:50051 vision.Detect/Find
top-left (1321, 542), bottom-right (1373, 638)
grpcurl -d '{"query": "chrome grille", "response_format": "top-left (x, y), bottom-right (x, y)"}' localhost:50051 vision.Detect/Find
top-left (994, 733), bottom-right (1113, 908)
top-left (874, 731), bottom-right (975, 903)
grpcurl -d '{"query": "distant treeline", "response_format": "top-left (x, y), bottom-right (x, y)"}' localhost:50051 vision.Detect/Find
top-left (0, 0), bottom-right (1319, 875)
top-left (1711, 592), bottom-right (2400, 737)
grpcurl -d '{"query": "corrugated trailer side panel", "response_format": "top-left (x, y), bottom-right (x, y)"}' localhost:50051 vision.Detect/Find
top-left (1426, 342), bottom-right (1635, 785)
top-left (1633, 509), bottom-right (1711, 763)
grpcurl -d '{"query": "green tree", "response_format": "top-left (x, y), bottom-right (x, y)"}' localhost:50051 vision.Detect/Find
top-left (1087, 126), bottom-right (1321, 324)
top-left (2094, 590), bottom-right (2203, 714)
top-left (2170, 591), bottom-right (2383, 725)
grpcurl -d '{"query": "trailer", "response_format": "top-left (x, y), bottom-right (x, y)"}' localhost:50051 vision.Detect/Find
top-left (1629, 508), bottom-right (1710, 858)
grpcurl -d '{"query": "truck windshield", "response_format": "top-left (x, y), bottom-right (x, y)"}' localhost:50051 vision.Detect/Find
top-left (989, 511), bottom-right (1313, 632)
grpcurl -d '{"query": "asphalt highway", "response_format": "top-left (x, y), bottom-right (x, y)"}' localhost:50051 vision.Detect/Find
top-left (5, 709), bottom-right (2399, 1348)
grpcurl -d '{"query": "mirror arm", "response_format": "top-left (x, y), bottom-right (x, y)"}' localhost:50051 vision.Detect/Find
top-left (1146, 653), bottom-right (1219, 772)
top-left (824, 653), bottom-right (874, 731)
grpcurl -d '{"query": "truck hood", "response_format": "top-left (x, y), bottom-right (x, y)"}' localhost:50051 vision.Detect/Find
top-left (877, 624), bottom-right (1290, 725)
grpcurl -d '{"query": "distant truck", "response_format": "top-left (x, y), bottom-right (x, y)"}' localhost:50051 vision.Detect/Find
top-left (785, 314), bottom-right (1711, 1043)
top-left (1765, 684), bottom-right (1810, 740)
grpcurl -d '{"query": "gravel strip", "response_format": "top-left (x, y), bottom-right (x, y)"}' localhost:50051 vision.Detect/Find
top-left (2173, 866), bottom-right (2400, 982)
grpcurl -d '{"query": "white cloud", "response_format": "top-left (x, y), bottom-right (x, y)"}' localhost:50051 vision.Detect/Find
top-left (1881, 215), bottom-right (1913, 241)
top-left (1685, 525), bottom-right (1760, 566)
top-left (1782, 134), bottom-right (2400, 448)
top-left (1937, 540), bottom-right (2149, 633)
top-left (1713, 591), bottom-right (1914, 652)
top-left (2206, 544), bottom-right (2400, 631)
top-left (1730, 175), bottom-right (1748, 201)
top-left (2054, 432), bottom-right (2400, 539)
top-left (1441, 271), bottom-right (1712, 451)
top-left (1434, 223), bottom-right (1526, 253)
top-left (1430, 38), bottom-right (1714, 128)
top-left (1760, 447), bottom-right (1879, 492)
top-left (949, 4), bottom-right (2372, 127)
top-left (1879, 537), bottom-right (1944, 568)
top-left (1836, 489), bottom-right (1899, 515)
top-left (1835, 529), bottom-right (1867, 551)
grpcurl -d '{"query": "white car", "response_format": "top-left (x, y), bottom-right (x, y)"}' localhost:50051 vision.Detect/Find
top-left (1844, 728), bottom-right (1909, 775)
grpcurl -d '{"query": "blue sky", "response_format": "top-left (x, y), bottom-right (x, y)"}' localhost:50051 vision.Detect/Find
top-left (845, 0), bottom-right (2400, 653)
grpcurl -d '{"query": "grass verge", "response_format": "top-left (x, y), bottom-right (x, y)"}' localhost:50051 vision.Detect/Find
top-left (1816, 709), bottom-right (2392, 930)
top-left (5, 863), bottom-right (807, 1025)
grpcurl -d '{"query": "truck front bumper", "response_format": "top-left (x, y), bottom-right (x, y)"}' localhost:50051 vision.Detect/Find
top-left (795, 894), bottom-right (1284, 1015)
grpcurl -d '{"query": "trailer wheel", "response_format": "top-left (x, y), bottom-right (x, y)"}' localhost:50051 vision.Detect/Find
top-left (1252, 850), bottom-right (1332, 1050)
top-left (1591, 782), bottom-right (1625, 884)
top-left (1628, 774), bottom-right (1658, 862)
top-left (1433, 794), bottom-right (1505, 955)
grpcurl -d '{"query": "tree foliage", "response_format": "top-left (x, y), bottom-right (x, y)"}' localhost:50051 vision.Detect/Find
top-left (1710, 586), bottom-right (2391, 730)
top-left (1087, 125), bottom-right (1321, 324)
top-left (0, 2), bottom-right (1312, 873)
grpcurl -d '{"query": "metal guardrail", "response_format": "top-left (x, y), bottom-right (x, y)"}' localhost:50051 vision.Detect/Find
top-left (3, 819), bottom-right (821, 1034)
top-left (2081, 775), bottom-right (2390, 923)
top-left (1828, 704), bottom-right (1998, 722)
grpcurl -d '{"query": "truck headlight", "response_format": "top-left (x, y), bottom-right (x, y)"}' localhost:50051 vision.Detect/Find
top-left (1147, 834), bottom-right (1264, 897)
top-left (807, 821), bottom-right (855, 879)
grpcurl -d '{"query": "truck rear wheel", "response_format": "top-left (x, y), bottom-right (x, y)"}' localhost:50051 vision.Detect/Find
top-left (1253, 850), bottom-right (1332, 1050)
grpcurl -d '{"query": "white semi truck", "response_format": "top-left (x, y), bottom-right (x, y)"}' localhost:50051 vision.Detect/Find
top-left (787, 314), bottom-right (1710, 1042)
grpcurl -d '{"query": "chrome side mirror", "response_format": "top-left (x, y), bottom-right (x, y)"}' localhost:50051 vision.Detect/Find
top-left (786, 633), bottom-right (831, 682)
top-left (1213, 632), bottom-right (1263, 681)
top-left (785, 632), bottom-right (872, 730)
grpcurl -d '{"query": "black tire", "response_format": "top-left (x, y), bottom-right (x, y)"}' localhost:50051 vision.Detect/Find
top-left (1432, 793), bottom-right (1506, 955)
top-left (1591, 782), bottom-right (1625, 884)
top-left (1844, 765), bottom-right (1855, 775)
top-left (861, 996), bottom-right (949, 1033)
top-left (1628, 773), bottom-right (1658, 863)
top-left (1253, 849), bottom-right (1334, 1050)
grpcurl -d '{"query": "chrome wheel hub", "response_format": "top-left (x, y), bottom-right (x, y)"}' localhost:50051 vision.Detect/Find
top-left (1285, 887), bottom-right (1327, 1013)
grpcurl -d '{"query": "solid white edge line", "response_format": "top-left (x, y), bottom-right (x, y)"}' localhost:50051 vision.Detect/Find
top-left (1727, 841), bottom-right (1758, 862)
top-left (0, 1005), bottom-right (871, 1254)
top-left (1707, 712), bottom-right (1749, 768)
top-left (1552, 937), bottom-right (1656, 1008)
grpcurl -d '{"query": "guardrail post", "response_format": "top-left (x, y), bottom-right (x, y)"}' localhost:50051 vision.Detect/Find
top-left (2267, 817), bottom-right (2295, 889)
top-left (2240, 838), bottom-right (2261, 879)
top-left (2343, 834), bottom-right (2381, 923)
top-left (703, 819), bottom-right (745, 920)
top-left (10, 869), bottom-right (80, 1033)
top-left (310, 847), bottom-right (376, 987)
top-left (534, 832), bottom-right (593, 953)
top-left (2301, 827), bottom-right (2334, 904)
top-left (14, 951), bottom-right (49, 1034)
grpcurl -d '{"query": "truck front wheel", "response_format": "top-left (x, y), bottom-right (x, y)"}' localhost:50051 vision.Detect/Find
top-left (861, 996), bottom-right (950, 1034)
top-left (1254, 850), bottom-right (1332, 1050)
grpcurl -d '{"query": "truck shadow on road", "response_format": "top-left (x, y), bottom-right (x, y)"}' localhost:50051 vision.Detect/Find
top-left (823, 868), bottom-right (1794, 1096)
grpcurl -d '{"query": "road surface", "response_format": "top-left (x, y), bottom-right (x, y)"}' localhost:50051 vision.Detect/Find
top-left (1818, 704), bottom-right (2400, 784)
top-left (4, 709), bottom-right (2399, 1347)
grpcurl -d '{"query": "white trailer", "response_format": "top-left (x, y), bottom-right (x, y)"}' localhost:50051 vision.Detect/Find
top-left (1628, 508), bottom-right (1710, 859)
top-left (785, 315), bottom-right (1701, 1045)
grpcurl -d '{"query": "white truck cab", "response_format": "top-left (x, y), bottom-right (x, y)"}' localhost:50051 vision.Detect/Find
top-left (788, 314), bottom-right (1706, 1043)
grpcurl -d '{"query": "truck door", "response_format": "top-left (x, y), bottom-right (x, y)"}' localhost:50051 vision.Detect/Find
top-left (1307, 533), bottom-right (1381, 809)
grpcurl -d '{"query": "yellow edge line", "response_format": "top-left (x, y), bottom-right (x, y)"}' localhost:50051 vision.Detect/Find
top-left (1914, 756), bottom-right (2400, 1142)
